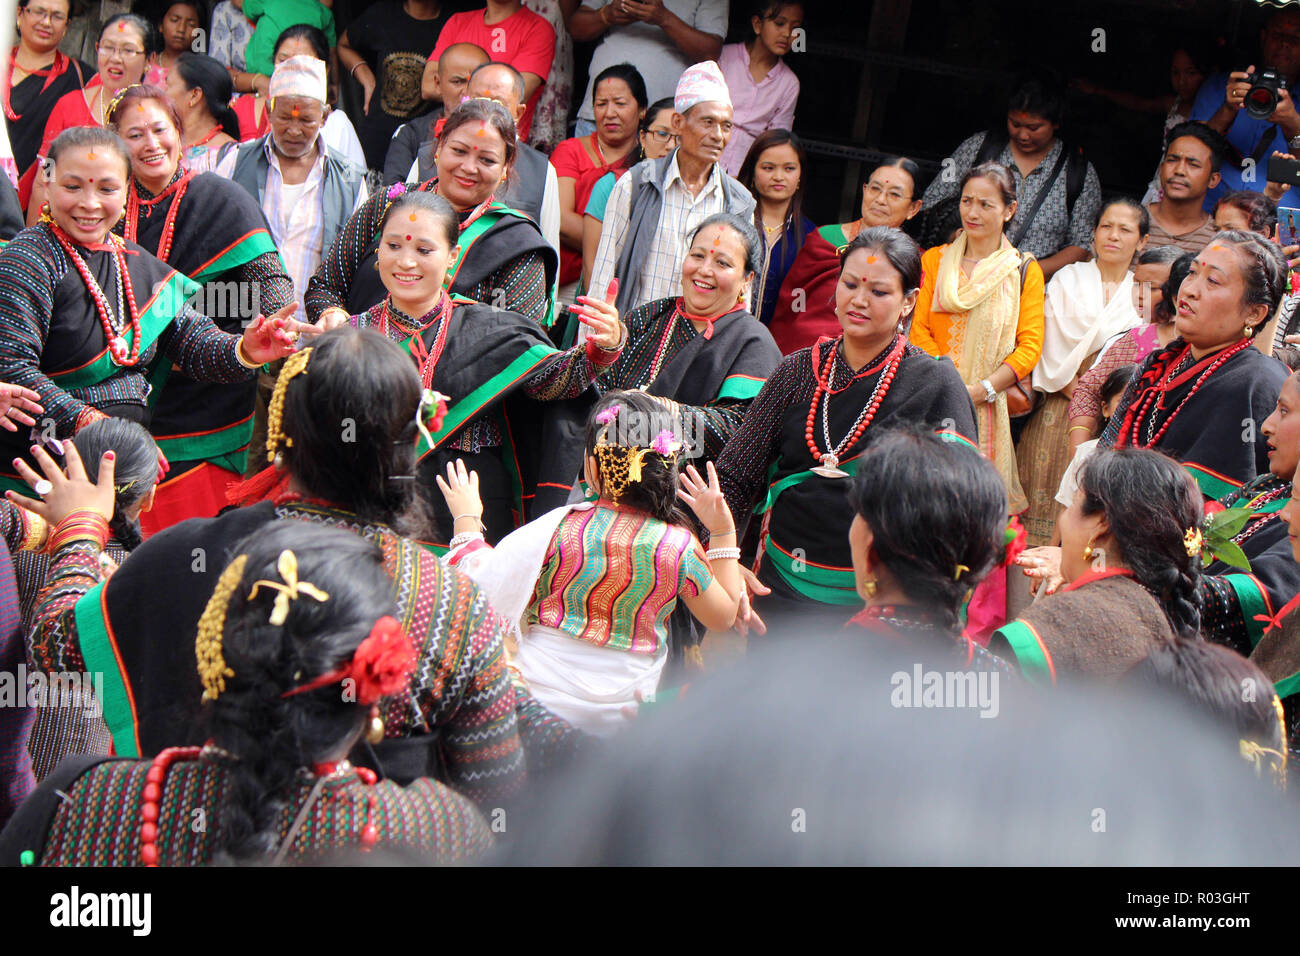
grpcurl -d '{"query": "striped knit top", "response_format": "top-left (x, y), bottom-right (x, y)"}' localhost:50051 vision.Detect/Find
top-left (0, 226), bottom-right (249, 433)
top-left (528, 503), bottom-right (712, 654)
top-left (37, 756), bottom-right (493, 866)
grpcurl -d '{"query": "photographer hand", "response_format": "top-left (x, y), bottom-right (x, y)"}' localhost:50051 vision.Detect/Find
top-left (1224, 66), bottom-right (1254, 113)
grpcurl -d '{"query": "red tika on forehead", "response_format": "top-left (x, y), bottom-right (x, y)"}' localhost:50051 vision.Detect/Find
top-left (475, 120), bottom-right (487, 137)
top-left (408, 213), bottom-right (417, 221)
top-left (866, 255), bottom-right (877, 264)
top-left (117, 21), bottom-right (125, 30)
top-left (405, 235), bottom-right (411, 241)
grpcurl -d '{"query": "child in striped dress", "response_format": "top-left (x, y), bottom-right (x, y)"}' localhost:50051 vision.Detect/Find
top-left (441, 390), bottom-right (744, 735)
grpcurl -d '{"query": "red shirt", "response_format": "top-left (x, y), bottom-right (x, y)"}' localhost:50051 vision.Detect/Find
top-left (430, 6), bottom-right (556, 140)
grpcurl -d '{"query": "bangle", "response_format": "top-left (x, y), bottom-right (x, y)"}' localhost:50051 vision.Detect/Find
top-left (705, 547), bottom-right (741, 562)
top-left (1067, 425), bottom-right (1092, 435)
top-left (19, 511), bottom-right (48, 552)
top-left (600, 5), bottom-right (612, 25)
top-left (453, 512), bottom-right (485, 530)
top-left (320, 306), bottom-right (349, 326)
top-left (47, 509), bottom-right (110, 553)
top-left (235, 338), bottom-right (260, 369)
top-left (708, 526), bottom-right (737, 537)
top-left (350, 62), bottom-right (366, 78)
top-left (449, 531), bottom-right (485, 549)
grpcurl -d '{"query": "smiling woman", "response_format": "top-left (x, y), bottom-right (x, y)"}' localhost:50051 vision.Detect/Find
top-left (0, 127), bottom-right (312, 496)
top-left (105, 84), bottom-right (296, 533)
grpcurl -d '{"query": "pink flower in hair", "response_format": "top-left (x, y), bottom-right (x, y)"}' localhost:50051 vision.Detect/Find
top-left (595, 404), bottom-right (621, 426)
top-left (651, 429), bottom-right (681, 456)
top-left (386, 182), bottom-right (406, 202)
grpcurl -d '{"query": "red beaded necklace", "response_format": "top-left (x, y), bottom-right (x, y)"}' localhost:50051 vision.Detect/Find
top-left (313, 760), bottom-right (381, 852)
top-left (1118, 338), bottom-right (1252, 449)
top-left (188, 125), bottom-right (222, 150)
top-left (46, 221), bottom-right (143, 366)
top-left (641, 298), bottom-right (744, 385)
top-left (378, 292), bottom-right (452, 389)
top-left (138, 745), bottom-right (203, 866)
top-left (125, 170), bottom-right (192, 264)
top-left (804, 334), bottom-right (905, 476)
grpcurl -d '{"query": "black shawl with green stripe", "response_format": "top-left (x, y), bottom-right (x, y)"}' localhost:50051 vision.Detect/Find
top-left (127, 173), bottom-right (282, 476)
top-left (603, 296), bottom-right (782, 419)
top-left (1103, 341), bottom-right (1287, 499)
top-left (396, 301), bottom-right (593, 524)
top-left (757, 345), bottom-right (977, 606)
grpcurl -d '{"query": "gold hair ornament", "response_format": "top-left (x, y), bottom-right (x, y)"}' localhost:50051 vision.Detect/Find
top-left (104, 83), bottom-right (144, 126)
top-left (1183, 527), bottom-right (1203, 558)
top-left (265, 347), bottom-right (312, 463)
top-left (196, 554), bottom-right (249, 701)
top-left (592, 424), bottom-right (679, 502)
top-left (247, 549), bottom-right (330, 626)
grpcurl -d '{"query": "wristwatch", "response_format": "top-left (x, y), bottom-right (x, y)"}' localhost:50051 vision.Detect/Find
top-left (1289, 133), bottom-right (1300, 152)
top-left (981, 379), bottom-right (997, 404)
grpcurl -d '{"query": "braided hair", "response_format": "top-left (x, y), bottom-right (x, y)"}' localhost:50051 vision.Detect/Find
top-left (70, 418), bottom-right (158, 551)
top-left (1077, 448), bottom-right (1203, 640)
top-left (203, 522), bottom-right (397, 864)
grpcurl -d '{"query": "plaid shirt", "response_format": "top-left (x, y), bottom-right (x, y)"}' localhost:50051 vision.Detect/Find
top-left (589, 151), bottom-right (733, 310)
top-left (921, 132), bottom-right (1103, 260)
top-left (216, 135), bottom-right (368, 315)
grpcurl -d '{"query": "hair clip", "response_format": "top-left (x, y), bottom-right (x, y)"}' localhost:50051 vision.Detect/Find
top-left (247, 549), bottom-right (330, 626)
top-left (1183, 527), bottom-right (1203, 558)
top-left (954, 563), bottom-right (970, 581)
top-left (651, 429), bottom-right (681, 456)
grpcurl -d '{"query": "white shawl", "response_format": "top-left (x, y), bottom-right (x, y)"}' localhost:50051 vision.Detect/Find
top-left (1032, 260), bottom-right (1140, 394)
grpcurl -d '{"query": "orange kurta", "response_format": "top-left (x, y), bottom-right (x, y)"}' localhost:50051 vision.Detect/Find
top-left (909, 244), bottom-right (1046, 380)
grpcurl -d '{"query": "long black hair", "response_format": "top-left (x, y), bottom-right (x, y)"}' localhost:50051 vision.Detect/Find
top-left (737, 129), bottom-right (810, 249)
top-left (849, 428), bottom-right (1007, 632)
top-left (279, 327), bottom-right (433, 539)
top-left (174, 52), bottom-right (240, 139)
top-left (71, 418), bottom-right (158, 551)
top-left (1077, 448), bottom-right (1203, 639)
top-left (204, 522), bottom-right (397, 863)
top-left (585, 390), bottom-right (691, 528)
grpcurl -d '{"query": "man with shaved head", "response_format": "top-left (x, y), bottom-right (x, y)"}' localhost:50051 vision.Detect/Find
top-left (386, 41), bottom-right (491, 183)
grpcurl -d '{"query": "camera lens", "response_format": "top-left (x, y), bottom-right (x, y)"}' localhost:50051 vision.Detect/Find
top-left (1246, 86), bottom-right (1279, 119)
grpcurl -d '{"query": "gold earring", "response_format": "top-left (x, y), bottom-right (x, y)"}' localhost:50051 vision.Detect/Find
top-left (1083, 543), bottom-right (1094, 561)
top-left (366, 704), bottom-right (385, 745)
top-left (860, 577), bottom-right (878, 599)
top-left (1244, 323), bottom-right (1254, 338)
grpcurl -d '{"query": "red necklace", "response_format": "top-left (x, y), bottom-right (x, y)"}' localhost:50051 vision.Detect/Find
top-left (189, 125), bottom-right (222, 150)
top-left (642, 298), bottom-right (743, 385)
top-left (3, 50), bottom-right (66, 121)
top-left (46, 221), bottom-right (143, 366)
top-left (313, 760), bottom-right (381, 852)
top-left (378, 292), bottom-right (452, 389)
top-left (804, 335), bottom-right (905, 477)
top-left (1118, 339), bottom-right (1252, 449)
top-left (125, 170), bottom-right (192, 264)
top-left (139, 745), bottom-right (203, 866)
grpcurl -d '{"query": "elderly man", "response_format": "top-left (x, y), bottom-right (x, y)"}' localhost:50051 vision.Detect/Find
top-left (396, 61), bottom-right (560, 253)
top-left (588, 60), bottom-right (754, 313)
top-left (215, 55), bottom-right (368, 470)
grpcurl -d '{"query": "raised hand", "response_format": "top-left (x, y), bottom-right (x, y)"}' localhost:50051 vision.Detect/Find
top-left (677, 461), bottom-right (733, 536)
top-left (240, 302), bottom-right (323, 364)
top-left (1017, 545), bottom-right (1064, 596)
top-left (433, 458), bottom-right (484, 531)
top-left (7, 442), bottom-right (115, 527)
top-left (572, 278), bottom-right (625, 350)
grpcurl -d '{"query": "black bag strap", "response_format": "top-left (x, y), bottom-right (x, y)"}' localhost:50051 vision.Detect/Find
top-left (0, 754), bottom-right (127, 866)
top-left (1010, 148), bottom-right (1068, 247)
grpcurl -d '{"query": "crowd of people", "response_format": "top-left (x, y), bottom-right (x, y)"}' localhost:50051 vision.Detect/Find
top-left (0, 0), bottom-right (1299, 866)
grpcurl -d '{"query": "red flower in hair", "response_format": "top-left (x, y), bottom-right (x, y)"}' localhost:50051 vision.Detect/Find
top-left (428, 393), bottom-right (448, 433)
top-left (434, 117), bottom-right (448, 140)
top-left (351, 616), bottom-right (416, 705)
top-left (1203, 499), bottom-right (1226, 518)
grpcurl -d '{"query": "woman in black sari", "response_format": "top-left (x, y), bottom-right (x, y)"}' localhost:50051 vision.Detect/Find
top-left (308, 98), bottom-right (559, 329)
top-left (105, 83), bottom-right (295, 531)
top-left (0, 127), bottom-right (313, 492)
top-left (593, 212), bottom-right (783, 464)
top-left (345, 189), bottom-right (625, 542)
top-left (1100, 231), bottom-right (1288, 500)
top-left (4, 0), bottom-right (91, 195)
top-left (717, 227), bottom-right (977, 634)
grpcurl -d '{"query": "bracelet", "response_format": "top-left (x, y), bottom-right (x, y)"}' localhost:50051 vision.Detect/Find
top-left (452, 512), bottom-right (485, 530)
top-left (449, 531), bottom-right (485, 550)
top-left (320, 306), bottom-right (350, 326)
top-left (235, 338), bottom-right (260, 369)
top-left (1067, 425), bottom-right (1092, 434)
top-left (705, 547), bottom-right (741, 562)
top-left (75, 406), bottom-right (107, 432)
top-left (600, 4), bottom-right (612, 26)
top-left (19, 511), bottom-right (48, 552)
top-left (47, 509), bottom-right (110, 554)
top-left (708, 526), bottom-right (737, 537)
top-left (350, 62), bottom-right (367, 78)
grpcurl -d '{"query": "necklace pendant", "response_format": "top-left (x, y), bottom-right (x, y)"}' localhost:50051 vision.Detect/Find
top-left (109, 335), bottom-right (128, 364)
top-left (811, 454), bottom-right (849, 479)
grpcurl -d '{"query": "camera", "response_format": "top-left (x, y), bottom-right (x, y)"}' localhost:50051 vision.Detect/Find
top-left (1245, 67), bottom-right (1288, 120)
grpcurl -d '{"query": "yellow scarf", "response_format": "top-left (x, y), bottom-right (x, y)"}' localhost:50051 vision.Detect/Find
top-left (933, 233), bottom-right (1027, 512)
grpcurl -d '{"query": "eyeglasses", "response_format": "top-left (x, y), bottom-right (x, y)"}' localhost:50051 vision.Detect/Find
top-left (864, 182), bottom-right (911, 203)
top-left (24, 6), bottom-right (67, 24)
top-left (98, 43), bottom-right (144, 59)
top-left (644, 129), bottom-right (678, 143)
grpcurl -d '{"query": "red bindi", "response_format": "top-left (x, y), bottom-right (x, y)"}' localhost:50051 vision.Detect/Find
top-left (405, 235), bottom-right (411, 241)
top-left (117, 22), bottom-right (125, 30)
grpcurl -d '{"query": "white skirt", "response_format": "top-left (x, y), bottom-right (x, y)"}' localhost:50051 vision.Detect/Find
top-left (515, 624), bottom-right (667, 737)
